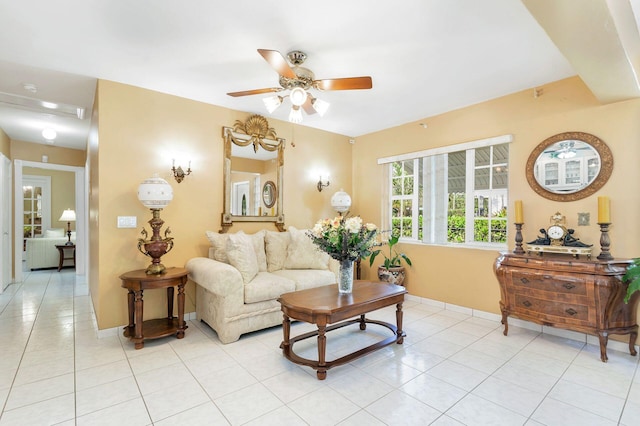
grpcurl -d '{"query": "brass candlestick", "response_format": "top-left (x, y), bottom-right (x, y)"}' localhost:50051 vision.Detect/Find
top-left (514, 223), bottom-right (525, 254)
top-left (596, 222), bottom-right (613, 261)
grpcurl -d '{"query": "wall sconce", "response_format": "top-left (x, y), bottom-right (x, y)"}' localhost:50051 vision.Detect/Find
top-left (171, 159), bottom-right (192, 183)
top-left (317, 175), bottom-right (330, 192)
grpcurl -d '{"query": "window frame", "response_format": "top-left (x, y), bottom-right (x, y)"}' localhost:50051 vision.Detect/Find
top-left (378, 134), bottom-right (513, 249)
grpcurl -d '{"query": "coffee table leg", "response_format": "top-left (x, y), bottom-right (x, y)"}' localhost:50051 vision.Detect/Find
top-left (281, 314), bottom-right (291, 351)
top-left (359, 314), bottom-right (366, 330)
top-left (396, 303), bottom-right (404, 344)
top-left (317, 323), bottom-right (327, 380)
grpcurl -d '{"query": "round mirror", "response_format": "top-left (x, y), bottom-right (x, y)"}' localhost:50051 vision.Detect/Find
top-left (525, 132), bottom-right (613, 201)
top-left (262, 181), bottom-right (276, 208)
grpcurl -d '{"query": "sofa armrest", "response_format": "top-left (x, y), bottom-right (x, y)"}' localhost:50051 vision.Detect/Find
top-left (186, 257), bottom-right (243, 297)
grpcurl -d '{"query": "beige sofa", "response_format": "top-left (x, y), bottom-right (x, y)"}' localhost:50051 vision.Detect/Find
top-left (25, 228), bottom-right (75, 270)
top-left (186, 227), bottom-right (339, 343)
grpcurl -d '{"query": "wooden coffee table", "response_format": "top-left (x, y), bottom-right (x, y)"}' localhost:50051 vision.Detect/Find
top-left (278, 280), bottom-right (407, 380)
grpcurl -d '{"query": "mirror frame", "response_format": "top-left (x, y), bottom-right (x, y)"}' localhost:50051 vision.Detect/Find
top-left (221, 115), bottom-right (285, 233)
top-left (525, 131), bottom-right (613, 202)
top-left (262, 181), bottom-right (276, 208)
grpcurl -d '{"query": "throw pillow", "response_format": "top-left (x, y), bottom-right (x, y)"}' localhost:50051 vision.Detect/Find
top-left (43, 228), bottom-right (65, 238)
top-left (265, 230), bottom-right (291, 272)
top-left (226, 231), bottom-right (259, 284)
top-left (250, 230), bottom-right (268, 272)
top-left (205, 231), bottom-right (229, 263)
top-left (284, 226), bottom-right (329, 270)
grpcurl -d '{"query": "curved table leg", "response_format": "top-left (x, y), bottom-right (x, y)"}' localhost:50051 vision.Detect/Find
top-left (629, 327), bottom-right (638, 356)
top-left (598, 332), bottom-right (609, 362)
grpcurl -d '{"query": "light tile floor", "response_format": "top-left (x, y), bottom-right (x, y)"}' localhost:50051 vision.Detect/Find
top-left (1, 269), bottom-right (640, 425)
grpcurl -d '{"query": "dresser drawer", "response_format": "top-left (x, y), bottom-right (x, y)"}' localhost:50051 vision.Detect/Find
top-left (512, 293), bottom-right (592, 326)
top-left (510, 270), bottom-right (588, 296)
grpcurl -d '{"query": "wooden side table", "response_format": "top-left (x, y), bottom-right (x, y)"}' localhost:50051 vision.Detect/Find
top-left (55, 244), bottom-right (76, 271)
top-left (120, 267), bottom-right (188, 349)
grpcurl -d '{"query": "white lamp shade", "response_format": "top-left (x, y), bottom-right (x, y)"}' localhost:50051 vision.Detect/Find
top-left (289, 87), bottom-right (308, 106)
top-left (59, 209), bottom-right (76, 222)
top-left (331, 189), bottom-right (352, 213)
top-left (137, 174), bottom-right (173, 209)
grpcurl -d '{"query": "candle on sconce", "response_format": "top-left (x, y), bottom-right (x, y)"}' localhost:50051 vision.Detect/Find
top-left (598, 196), bottom-right (610, 223)
top-left (514, 200), bottom-right (523, 223)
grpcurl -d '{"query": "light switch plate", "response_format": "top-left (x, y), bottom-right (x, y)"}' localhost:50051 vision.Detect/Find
top-left (117, 216), bottom-right (137, 228)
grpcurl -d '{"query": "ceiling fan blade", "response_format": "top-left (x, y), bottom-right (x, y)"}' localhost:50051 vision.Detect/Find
top-left (257, 49), bottom-right (297, 79)
top-left (314, 76), bottom-right (373, 91)
top-left (227, 87), bottom-right (282, 97)
top-left (302, 97), bottom-right (316, 115)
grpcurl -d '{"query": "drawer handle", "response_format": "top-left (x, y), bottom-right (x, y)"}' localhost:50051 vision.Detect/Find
top-left (566, 308), bottom-right (578, 316)
top-left (520, 277), bottom-right (530, 284)
top-left (522, 300), bottom-right (532, 308)
top-left (563, 283), bottom-right (576, 290)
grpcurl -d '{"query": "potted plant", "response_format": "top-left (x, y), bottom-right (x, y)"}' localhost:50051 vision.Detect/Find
top-left (369, 231), bottom-right (412, 285)
top-left (624, 258), bottom-right (640, 303)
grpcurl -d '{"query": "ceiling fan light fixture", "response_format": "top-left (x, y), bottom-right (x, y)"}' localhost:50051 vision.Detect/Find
top-left (263, 95), bottom-right (283, 113)
top-left (312, 97), bottom-right (330, 117)
top-left (289, 87), bottom-right (307, 107)
top-left (288, 105), bottom-right (303, 123)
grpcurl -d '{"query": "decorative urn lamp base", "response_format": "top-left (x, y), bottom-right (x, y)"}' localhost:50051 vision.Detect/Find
top-left (137, 175), bottom-right (174, 275)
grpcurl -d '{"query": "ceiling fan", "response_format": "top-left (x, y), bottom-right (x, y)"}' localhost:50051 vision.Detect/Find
top-left (227, 49), bottom-right (373, 123)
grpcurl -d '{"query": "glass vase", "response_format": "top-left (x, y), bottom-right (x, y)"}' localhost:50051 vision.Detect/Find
top-left (338, 260), bottom-right (354, 294)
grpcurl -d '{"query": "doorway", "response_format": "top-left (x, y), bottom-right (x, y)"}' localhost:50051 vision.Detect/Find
top-left (13, 160), bottom-right (86, 283)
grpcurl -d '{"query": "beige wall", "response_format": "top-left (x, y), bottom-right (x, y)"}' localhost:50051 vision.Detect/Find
top-left (0, 128), bottom-right (9, 156)
top-left (10, 140), bottom-right (85, 166)
top-left (92, 80), bottom-right (353, 329)
top-left (354, 76), bottom-right (640, 316)
top-left (23, 167), bottom-right (76, 233)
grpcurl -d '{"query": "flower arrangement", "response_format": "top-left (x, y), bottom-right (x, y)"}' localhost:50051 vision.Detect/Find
top-left (307, 216), bottom-right (378, 262)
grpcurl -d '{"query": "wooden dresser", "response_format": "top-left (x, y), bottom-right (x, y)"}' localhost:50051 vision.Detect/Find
top-left (494, 252), bottom-right (639, 362)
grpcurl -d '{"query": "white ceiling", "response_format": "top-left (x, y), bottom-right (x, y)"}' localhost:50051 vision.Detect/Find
top-left (0, 0), bottom-right (639, 151)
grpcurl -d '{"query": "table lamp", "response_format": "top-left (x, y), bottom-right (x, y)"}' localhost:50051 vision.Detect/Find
top-left (331, 189), bottom-right (351, 216)
top-left (59, 209), bottom-right (76, 245)
top-left (137, 174), bottom-right (174, 274)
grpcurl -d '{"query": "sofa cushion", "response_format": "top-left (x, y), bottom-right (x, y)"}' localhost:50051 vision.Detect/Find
top-left (272, 269), bottom-right (337, 291)
top-left (206, 230), bottom-right (267, 271)
top-left (205, 231), bottom-right (229, 263)
top-left (226, 231), bottom-right (259, 284)
top-left (284, 226), bottom-right (329, 270)
top-left (250, 230), bottom-right (267, 272)
top-left (244, 272), bottom-right (296, 304)
top-left (43, 228), bottom-right (65, 238)
top-left (265, 231), bottom-right (290, 272)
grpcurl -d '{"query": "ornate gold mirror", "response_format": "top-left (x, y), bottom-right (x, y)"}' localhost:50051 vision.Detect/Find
top-left (526, 132), bottom-right (613, 201)
top-left (222, 115), bottom-right (285, 232)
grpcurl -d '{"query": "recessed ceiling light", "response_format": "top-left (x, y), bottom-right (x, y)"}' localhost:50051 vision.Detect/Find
top-left (42, 128), bottom-right (57, 140)
top-left (41, 101), bottom-right (58, 109)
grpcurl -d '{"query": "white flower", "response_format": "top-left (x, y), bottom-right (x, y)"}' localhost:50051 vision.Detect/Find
top-left (344, 216), bottom-right (362, 233)
top-left (365, 223), bottom-right (377, 231)
top-left (312, 223), bottom-right (324, 237)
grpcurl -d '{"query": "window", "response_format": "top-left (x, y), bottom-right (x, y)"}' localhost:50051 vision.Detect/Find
top-left (381, 135), bottom-right (511, 247)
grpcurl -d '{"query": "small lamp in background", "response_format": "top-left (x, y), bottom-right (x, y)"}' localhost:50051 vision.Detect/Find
top-left (59, 209), bottom-right (76, 245)
top-left (137, 174), bottom-right (174, 274)
top-left (331, 189), bottom-right (351, 215)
